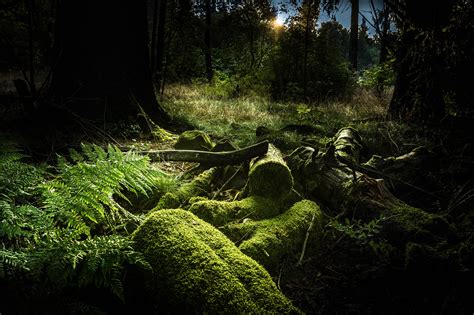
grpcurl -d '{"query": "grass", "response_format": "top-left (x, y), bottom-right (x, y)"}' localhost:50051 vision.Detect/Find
top-left (160, 83), bottom-right (416, 157)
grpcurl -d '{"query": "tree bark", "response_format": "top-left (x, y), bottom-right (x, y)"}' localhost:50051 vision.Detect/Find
top-left (349, 0), bottom-right (359, 71)
top-left (50, 0), bottom-right (169, 125)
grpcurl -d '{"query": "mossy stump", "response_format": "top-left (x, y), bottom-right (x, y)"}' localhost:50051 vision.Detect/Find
top-left (132, 209), bottom-right (300, 314)
top-left (248, 144), bottom-right (294, 199)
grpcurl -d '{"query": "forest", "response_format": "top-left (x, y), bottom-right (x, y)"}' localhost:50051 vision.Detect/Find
top-left (0, 0), bottom-right (473, 313)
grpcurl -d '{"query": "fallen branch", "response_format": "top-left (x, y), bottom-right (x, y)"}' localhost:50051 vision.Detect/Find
top-left (138, 140), bottom-right (269, 166)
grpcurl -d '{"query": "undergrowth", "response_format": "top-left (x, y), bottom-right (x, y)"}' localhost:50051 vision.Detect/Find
top-left (0, 141), bottom-right (175, 302)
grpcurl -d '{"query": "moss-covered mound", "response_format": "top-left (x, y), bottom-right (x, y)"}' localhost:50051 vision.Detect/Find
top-left (132, 209), bottom-right (300, 314)
top-left (154, 168), bottom-right (216, 210)
top-left (224, 200), bottom-right (322, 269)
top-left (248, 144), bottom-right (294, 198)
top-left (174, 130), bottom-right (214, 151)
top-left (189, 196), bottom-right (285, 227)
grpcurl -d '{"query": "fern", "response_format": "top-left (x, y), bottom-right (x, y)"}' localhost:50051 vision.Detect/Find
top-left (0, 141), bottom-right (173, 301)
top-left (0, 142), bottom-right (44, 201)
top-left (27, 235), bottom-right (151, 301)
top-left (41, 143), bottom-right (173, 235)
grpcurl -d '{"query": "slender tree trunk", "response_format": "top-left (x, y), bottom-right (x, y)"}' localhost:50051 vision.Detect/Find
top-left (155, 0), bottom-right (167, 89)
top-left (303, 0), bottom-right (312, 99)
top-left (50, 0), bottom-right (169, 125)
top-left (378, 3), bottom-right (390, 64)
top-left (150, 0), bottom-right (159, 75)
top-left (349, 0), bottom-right (359, 71)
top-left (204, 0), bottom-right (213, 82)
top-left (26, 0), bottom-right (36, 96)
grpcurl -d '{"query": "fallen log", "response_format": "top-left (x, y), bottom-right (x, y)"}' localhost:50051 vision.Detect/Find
top-left (138, 140), bottom-right (269, 166)
top-left (131, 209), bottom-right (300, 314)
top-left (248, 144), bottom-right (294, 198)
top-left (287, 127), bottom-right (451, 246)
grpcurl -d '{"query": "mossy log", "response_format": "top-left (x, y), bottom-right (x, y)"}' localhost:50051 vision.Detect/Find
top-left (288, 127), bottom-right (450, 245)
top-left (132, 209), bottom-right (300, 314)
top-left (248, 144), bottom-right (294, 198)
top-left (189, 192), bottom-right (301, 227)
top-left (154, 168), bottom-right (217, 210)
top-left (223, 200), bottom-right (323, 269)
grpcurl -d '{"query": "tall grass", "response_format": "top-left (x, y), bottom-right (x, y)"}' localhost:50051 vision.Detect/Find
top-left (160, 83), bottom-right (412, 155)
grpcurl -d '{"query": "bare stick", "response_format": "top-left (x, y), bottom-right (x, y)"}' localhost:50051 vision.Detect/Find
top-left (139, 141), bottom-right (269, 166)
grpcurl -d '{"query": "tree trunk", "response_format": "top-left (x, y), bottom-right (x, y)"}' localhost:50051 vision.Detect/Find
top-left (26, 0), bottom-right (36, 97)
top-left (50, 0), bottom-right (170, 125)
top-left (303, 0), bottom-right (312, 99)
top-left (204, 0), bottom-right (213, 82)
top-left (349, 0), bottom-right (359, 71)
top-left (155, 0), bottom-right (167, 89)
top-left (150, 0), bottom-right (159, 75)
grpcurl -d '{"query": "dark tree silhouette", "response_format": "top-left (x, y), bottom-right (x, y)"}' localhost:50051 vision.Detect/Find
top-left (50, 0), bottom-right (170, 124)
top-left (349, 0), bottom-right (359, 70)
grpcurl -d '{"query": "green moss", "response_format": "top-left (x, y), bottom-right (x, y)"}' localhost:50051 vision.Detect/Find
top-left (154, 168), bottom-right (216, 210)
top-left (224, 200), bottom-right (322, 269)
top-left (248, 144), bottom-right (294, 198)
top-left (174, 130), bottom-right (214, 151)
top-left (189, 196), bottom-right (284, 227)
top-left (385, 202), bottom-right (451, 244)
top-left (132, 209), bottom-right (299, 314)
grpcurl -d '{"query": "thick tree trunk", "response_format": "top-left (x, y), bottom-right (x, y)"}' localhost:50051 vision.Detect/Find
top-left (150, 0), bottom-right (159, 74)
top-left (349, 0), bottom-right (359, 71)
top-left (50, 0), bottom-right (169, 125)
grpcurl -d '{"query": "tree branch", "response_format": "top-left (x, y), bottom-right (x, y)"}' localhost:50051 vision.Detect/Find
top-left (138, 141), bottom-right (269, 165)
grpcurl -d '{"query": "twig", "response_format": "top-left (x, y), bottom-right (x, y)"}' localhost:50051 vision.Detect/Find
top-left (297, 212), bottom-right (316, 266)
top-left (212, 164), bottom-right (244, 199)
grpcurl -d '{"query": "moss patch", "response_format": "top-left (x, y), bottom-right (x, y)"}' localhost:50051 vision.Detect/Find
top-left (154, 168), bottom-right (217, 210)
top-left (248, 144), bottom-right (294, 198)
top-left (132, 209), bottom-right (299, 314)
top-left (224, 200), bottom-right (323, 269)
top-left (174, 130), bottom-right (214, 151)
top-left (189, 196), bottom-right (284, 227)
top-left (383, 202), bottom-right (452, 245)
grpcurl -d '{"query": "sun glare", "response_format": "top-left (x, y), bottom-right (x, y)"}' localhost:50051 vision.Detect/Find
top-left (272, 15), bottom-right (285, 28)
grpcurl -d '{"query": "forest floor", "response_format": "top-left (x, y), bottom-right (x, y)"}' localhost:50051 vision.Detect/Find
top-left (1, 84), bottom-right (473, 314)
top-left (163, 85), bottom-right (473, 313)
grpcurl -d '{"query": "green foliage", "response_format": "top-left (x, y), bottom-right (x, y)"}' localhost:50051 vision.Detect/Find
top-left (0, 142), bottom-right (171, 300)
top-left (42, 144), bottom-right (168, 236)
top-left (327, 216), bottom-right (392, 257)
top-left (358, 62), bottom-right (395, 90)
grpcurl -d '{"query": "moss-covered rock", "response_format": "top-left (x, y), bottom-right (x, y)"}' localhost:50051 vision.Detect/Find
top-left (248, 144), bottom-right (294, 198)
top-left (189, 196), bottom-right (284, 227)
top-left (132, 209), bottom-right (299, 314)
top-left (223, 200), bottom-right (322, 269)
top-left (154, 168), bottom-right (217, 210)
top-left (174, 130), bottom-right (214, 151)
